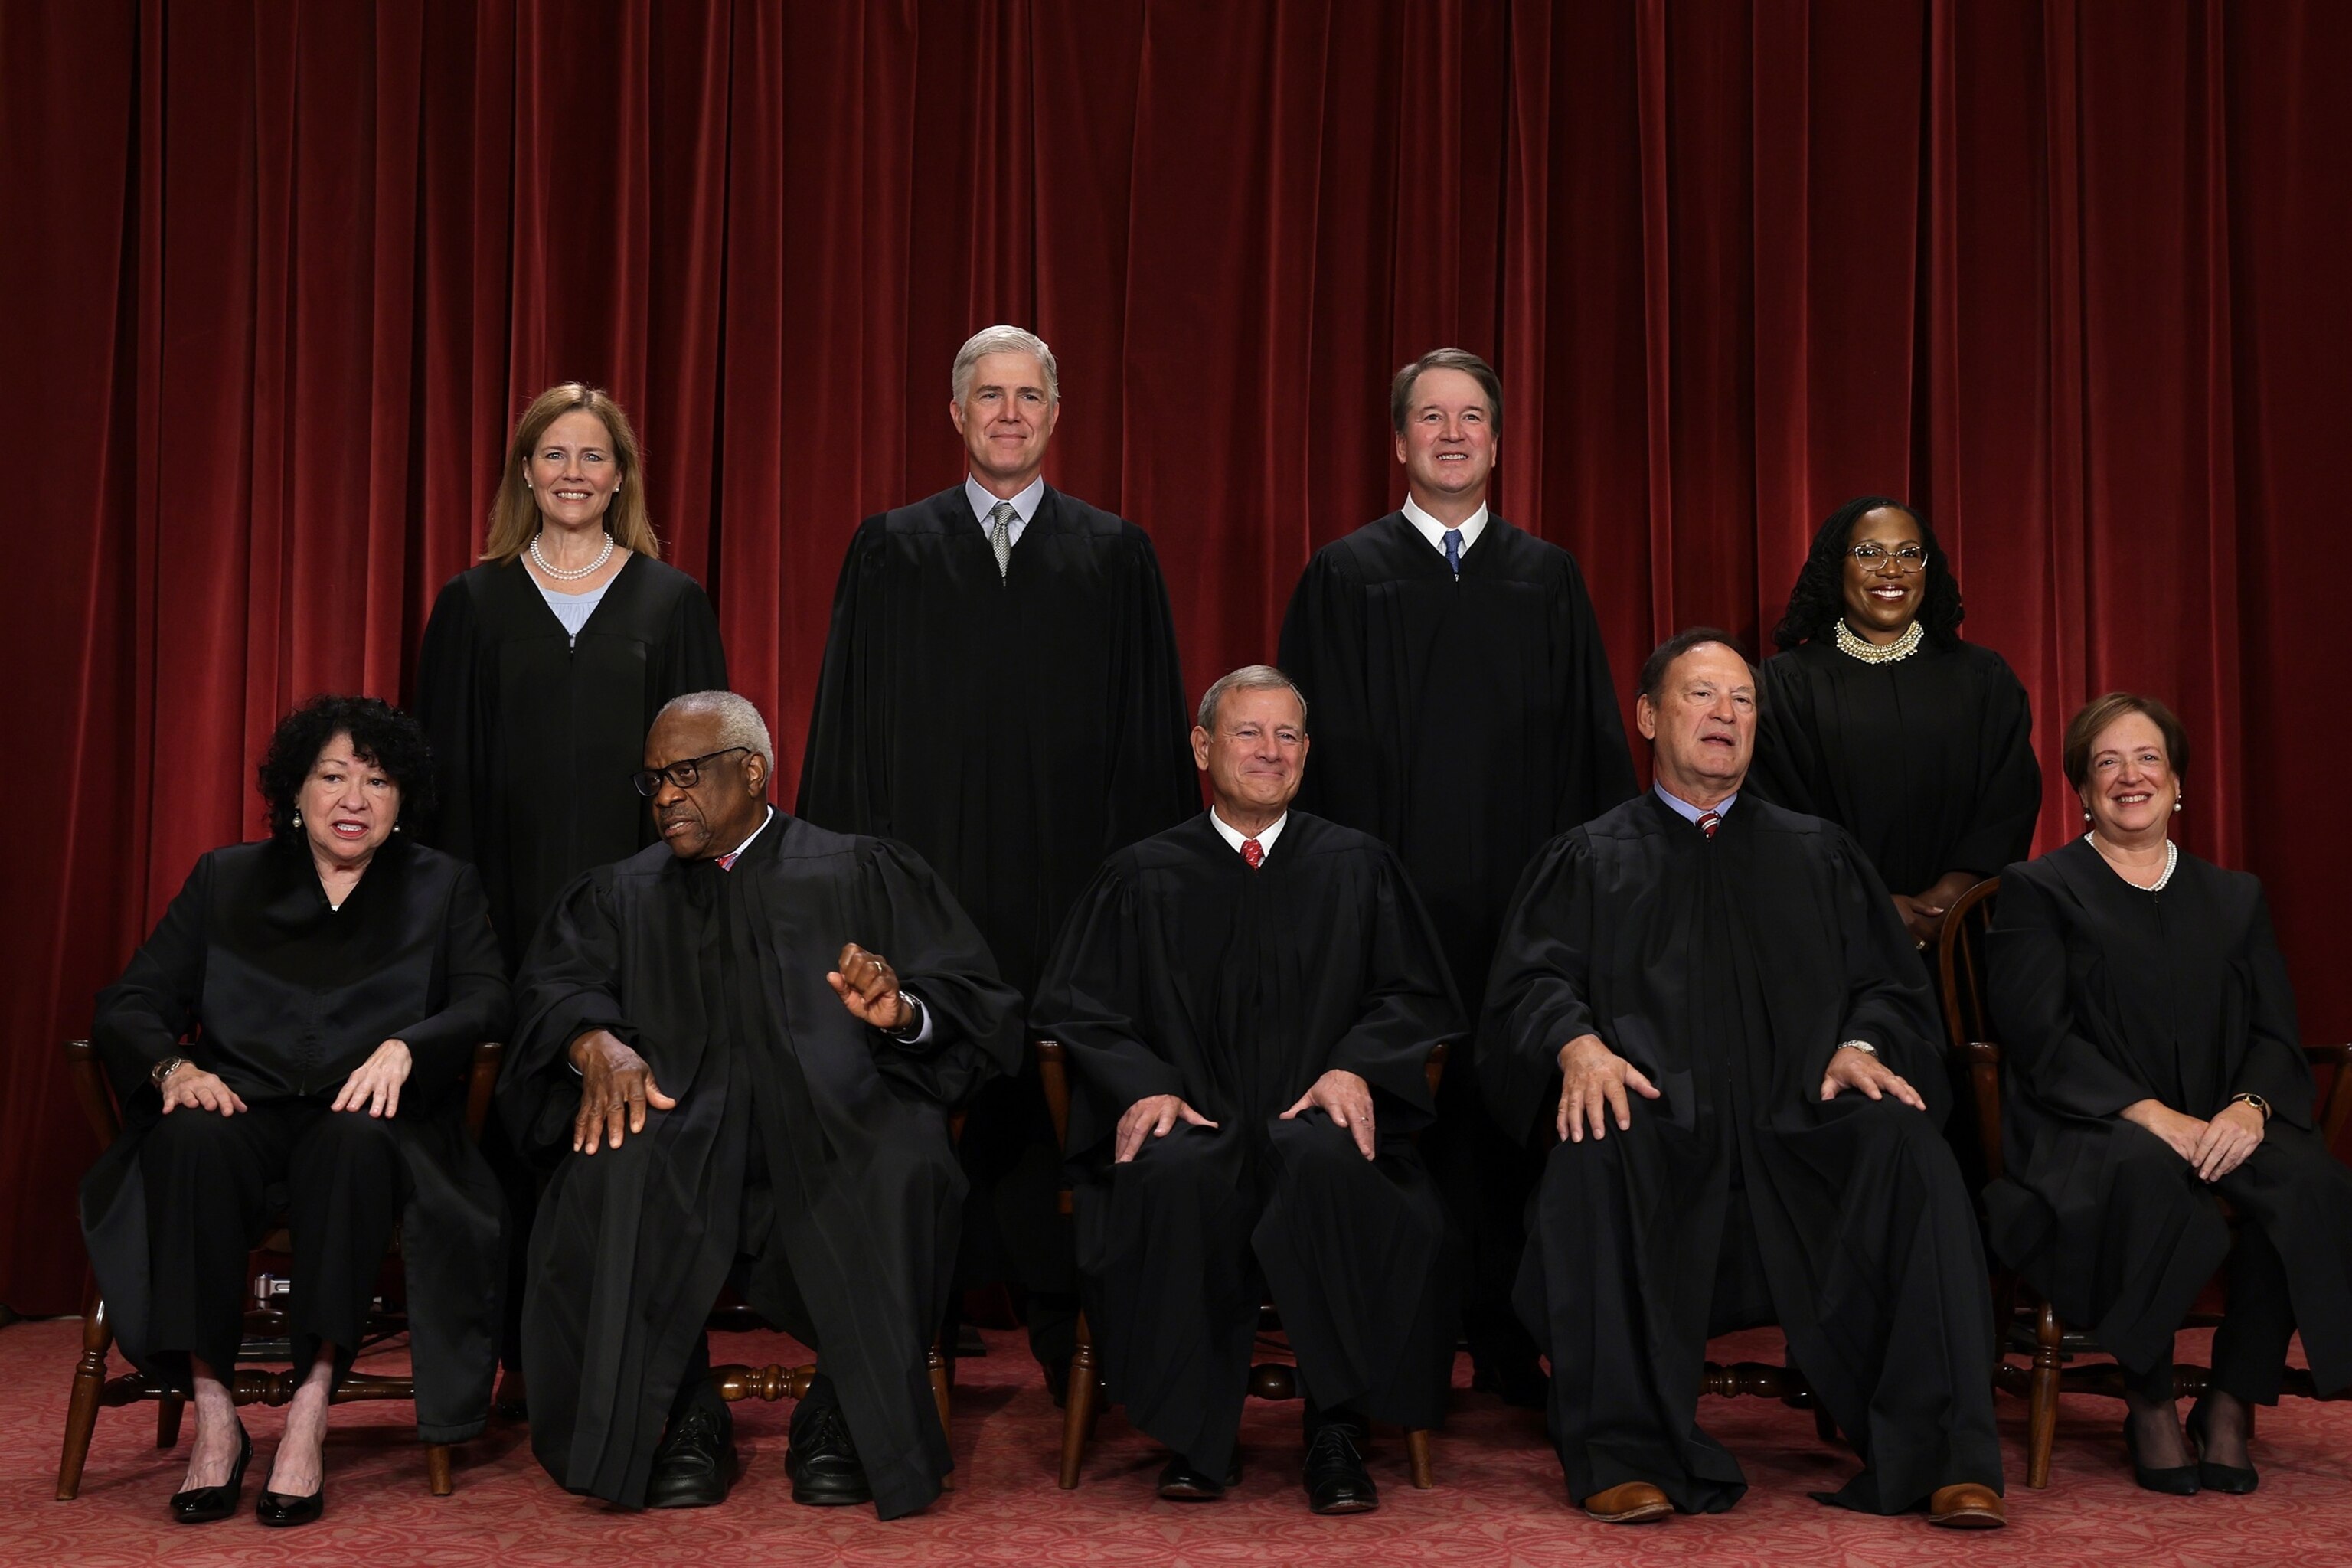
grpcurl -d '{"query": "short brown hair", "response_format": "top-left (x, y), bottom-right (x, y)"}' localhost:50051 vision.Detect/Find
top-left (1390, 348), bottom-right (1502, 438)
top-left (2061, 692), bottom-right (2189, 789)
top-left (482, 383), bottom-right (662, 564)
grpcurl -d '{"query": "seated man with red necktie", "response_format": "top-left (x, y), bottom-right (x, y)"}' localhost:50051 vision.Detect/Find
top-left (1481, 629), bottom-right (2007, 1528)
top-left (1034, 665), bottom-right (1464, 1515)
top-left (503, 691), bottom-right (1022, 1518)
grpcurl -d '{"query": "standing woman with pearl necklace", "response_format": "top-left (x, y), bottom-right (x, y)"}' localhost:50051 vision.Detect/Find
top-left (413, 382), bottom-right (728, 1397)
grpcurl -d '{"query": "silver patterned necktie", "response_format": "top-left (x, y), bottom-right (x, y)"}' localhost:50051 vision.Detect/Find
top-left (988, 500), bottom-right (1016, 580)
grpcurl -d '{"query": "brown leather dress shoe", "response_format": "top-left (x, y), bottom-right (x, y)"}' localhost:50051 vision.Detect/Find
top-left (1926, 1482), bottom-right (2006, 1528)
top-left (1583, 1481), bottom-right (1672, 1524)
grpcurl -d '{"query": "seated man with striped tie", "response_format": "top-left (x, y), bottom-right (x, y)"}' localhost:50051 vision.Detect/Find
top-left (503, 691), bottom-right (1022, 1517)
top-left (1481, 629), bottom-right (2007, 1529)
top-left (1034, 665), bottom-right (1464, 1515)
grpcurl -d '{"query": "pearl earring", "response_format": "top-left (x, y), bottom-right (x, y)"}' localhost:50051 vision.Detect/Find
top-left (292, 808), bottom-right (302, 827)
top-left (2173, 798), bottom-right (2184, 813)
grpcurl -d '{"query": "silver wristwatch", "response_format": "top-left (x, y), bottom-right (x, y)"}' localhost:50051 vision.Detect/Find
top-left (1837, 1039), bottom-right (1878, 1058)
top-left (150, 1055), bottom-right (191, 1089)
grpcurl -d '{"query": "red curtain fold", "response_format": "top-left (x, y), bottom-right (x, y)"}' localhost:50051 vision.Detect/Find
top-left (3, 0), bottom-right (2345, 1314)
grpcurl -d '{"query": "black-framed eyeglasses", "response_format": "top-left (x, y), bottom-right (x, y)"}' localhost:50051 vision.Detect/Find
top-left (632, 746), bottom-right (750, 797)
top-left (1849, 541), bottom-right (1928, 573)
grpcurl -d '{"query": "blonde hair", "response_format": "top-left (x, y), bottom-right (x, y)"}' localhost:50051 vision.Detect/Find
top-left (482, 383), bottom-right (662, 564)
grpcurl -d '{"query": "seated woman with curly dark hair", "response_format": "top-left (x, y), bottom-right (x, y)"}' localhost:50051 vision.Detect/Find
top-left (78, 695), bottom-right (509, 1527)
top-left (1747, 495), bottom-right (2040, 952)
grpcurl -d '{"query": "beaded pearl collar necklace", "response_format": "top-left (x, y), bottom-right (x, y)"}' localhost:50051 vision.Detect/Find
top-left (2087, 832), bottom-right (2178, 893)
top-left (1833, 618), bottom-right (1925, 665)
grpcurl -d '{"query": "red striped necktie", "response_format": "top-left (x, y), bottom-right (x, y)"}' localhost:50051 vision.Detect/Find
top-left (1241, 838), bottom-right (1264, 868)
top-left (718, 849), bottom-right (740, 870)
top-left (1697, 810), bottom-right (1721, 839)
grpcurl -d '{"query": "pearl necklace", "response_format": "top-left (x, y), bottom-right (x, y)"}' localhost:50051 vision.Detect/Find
top-left (1833, 618), bottom-right (1925, 665)
top-left (531, 530), bottom-right (616, 581)
top-left (2088, 832), bottom-right (2177, 892)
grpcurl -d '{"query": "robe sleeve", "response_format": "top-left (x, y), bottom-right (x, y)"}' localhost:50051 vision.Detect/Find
top-left (1032, 863), bottom-right (1185, 1157)
top-left (1548, 557), bottom-right (1637, 822)
top-left (389, 863), bottom-right (512, 1096)
top-left (652, 571), bottom-right (729, 709)
top-left (1320, 848), bottom-right (1460, 1128)
top-left (1478, 832), bottom-right (1604, 1145)
top-left (1746, 655), bottom-right (1826, 817)
top-left (1278, 551), bottom-right (1379, 828)
top-left (413, 575), bottom-right (483, 860)
top-left (1099, 531), bottom-right (1199, 853)
top-left (501, 871), bottom-right (638, 1157)
top-left (795, 520), bottom-right (889, 834)
top-left (1944, 651), bottom-right (2041, 877)
top-left (1985, 866), bottom-right (2153, 1120)
top-left (1821, 826), bottom-right (1949, 1104)
top-left (2233, 889), bottom-right (2317, 1128)
top-left (92, 851), bottom-right (214, 1104)
top-left (853, 838), bottom-right (1025, 1104)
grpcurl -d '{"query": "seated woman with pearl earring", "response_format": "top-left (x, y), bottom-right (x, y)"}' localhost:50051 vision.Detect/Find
top-left (1984, 692), bottom-right (2352, 1497)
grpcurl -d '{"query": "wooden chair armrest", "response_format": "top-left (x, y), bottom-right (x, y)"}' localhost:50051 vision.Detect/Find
top-left (1423, 1041), bottom-right (1448, 1100)
top-left (1963, 1040), bottom-right (2006, 1184)
top-left (1964, 1040), bottom-right (2002, 1067)
top-left (464, 1042), bottom-right (504, 1144)
top-left (66, 1038), bottom-right (122, 1147)
top-left (1034, 1040), bottom-right (1070, 1152)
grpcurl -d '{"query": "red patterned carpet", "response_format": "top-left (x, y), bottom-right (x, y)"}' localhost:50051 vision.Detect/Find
top-left (4, 1320), bottom-right (2344, 1566)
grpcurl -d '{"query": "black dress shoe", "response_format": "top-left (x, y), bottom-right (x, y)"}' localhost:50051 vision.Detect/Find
top-left (1156, 1452), bottom-right (1241, 1500)
top-left (2187, 1400), bottom-right (2259, 1494)
top-left (254, 1480), bottom-right (325, 1528)
top-left (168, 1421), bottom-right (250, 1524)
top-left (2122, 1413), bottom-right (2200, 1496)
top-left (1304, 1424), bottom-right (1378, 1515)
top-left (646, 1403), bottom-right (737, 1509)
top-left (786, 1401), bottom-right (872, 1507)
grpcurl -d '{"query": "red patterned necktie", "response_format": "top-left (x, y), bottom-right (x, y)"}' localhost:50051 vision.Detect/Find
top-left (1697, 810), bottom-right (1721, 840)
top-left (717, 850), bottom-right (740, 870)
top-left (1241, 838), bottom-right (1264, 869)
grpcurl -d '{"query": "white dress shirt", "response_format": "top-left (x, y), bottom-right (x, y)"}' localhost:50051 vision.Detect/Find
top-left (1651, 782), bottom-right (1737, 825)
top-left (1400, 495), bottom-right (1489, 558)
top-left (965, 473), bottom-right (1046, 548)
top-left (1207, 806), bottom-right (1289, 861)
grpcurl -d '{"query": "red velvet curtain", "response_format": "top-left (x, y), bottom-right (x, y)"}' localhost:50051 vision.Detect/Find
top-left (5, 0), bottom-right (2345, 1314)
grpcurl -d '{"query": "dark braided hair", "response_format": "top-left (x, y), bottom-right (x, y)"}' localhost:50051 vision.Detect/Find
top-left (256, 694), bottom-right (436, 843)
top-left (1770, 495), bottom-right (1965, 652)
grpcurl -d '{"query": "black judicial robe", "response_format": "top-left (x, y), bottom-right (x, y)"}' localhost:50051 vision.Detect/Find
top-left (1984, 838), bottom-right (2352, 1391)
top-left (1749, 637), bottom-right (2040, 897)
top-left (1277, 512), bottom-right (1635, 1017)
top-left (1034, 812), bottom-right (1463, 1473)
top-left (1483, 794), bottom-right (2001, 1514)
top-left (416, 554), bottom-right (727, 970)
top-left (796, 485), bottom-right (1196, 1001)
top-left (79, 836), bottom-right (511, 1441)
top-left (502, 815), bottom-right (1023, 1517)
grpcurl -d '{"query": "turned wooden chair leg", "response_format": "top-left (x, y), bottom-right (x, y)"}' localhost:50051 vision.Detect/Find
top-left (2027, 1298), bottom-right (2063, 1489)
top-left (57, 1297), bottom-right (114, 1501)
top-left (155, 1392), bottom-right (185, 1449)
top-left (426, 1443), bottom-right (455, 1496)
top-left (1058, 1312), bottom-right (1099, 1490)
top-left (928, 1341), bottom-right (955, 1492)
top-left (1405, 1427), bottom-right (1435, 1489)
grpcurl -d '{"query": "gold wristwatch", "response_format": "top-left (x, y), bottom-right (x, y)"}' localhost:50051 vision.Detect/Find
top-left (2229, 1091), bottom-right (2272, 1122)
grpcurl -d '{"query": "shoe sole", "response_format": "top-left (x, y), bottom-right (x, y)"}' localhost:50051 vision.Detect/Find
top-left (792, 1487), bottom-right (875, 1507)
top-left (1586, 1500), bottom-right (1672, 1524)
top-left (1157, 1485), bottom-right (1225, 1502)
top-left (1927, 1508), bottom-right (2006, 1529)
top-left (1309, 1498), bottom-right (1380, 1516)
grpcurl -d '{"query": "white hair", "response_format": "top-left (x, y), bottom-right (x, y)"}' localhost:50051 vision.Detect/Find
top-left (1195, 665), bottom-right (1308, 733)
top-left (952, 325), bottom-right (1060, 405)
top-left (654, 690), bottom-right (773, 769)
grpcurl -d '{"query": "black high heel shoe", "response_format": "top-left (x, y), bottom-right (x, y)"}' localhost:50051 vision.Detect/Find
top-left (256, 1448), bottom-right (327, 1527)
top-left (2122, 1410), bottom-right (2201, 1496)
top-left (168, 1420), bottom-right (251, 1524)
top-left (2187, 1400), bottom-right (2259, 1494)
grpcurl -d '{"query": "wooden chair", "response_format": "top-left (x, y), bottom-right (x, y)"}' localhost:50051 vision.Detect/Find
top-left (1933, 875), bottom-right (2352, 1487)
top-left (57, 1037), bottom-right (505, 1501)
top-left (1035, 1040), bottom-right (1440, 1491)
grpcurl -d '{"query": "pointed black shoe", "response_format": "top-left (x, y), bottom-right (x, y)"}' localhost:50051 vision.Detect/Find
top-left (168, 1420), bottom-right (250, 1524)
top-left (1303, 1424), bottom-right (1378, 1515)
top-left (2186, 1400), bottom-right (2259, 1494)
top-left (786, 1400), bottom-right (872, 1507)
top-left (1156, 1452), bottom-right (1241, 1501)
top-left (646, 1403), bottom-right (737, 1508)
top-left (2122, 1412), bottom-right (2200, 1496)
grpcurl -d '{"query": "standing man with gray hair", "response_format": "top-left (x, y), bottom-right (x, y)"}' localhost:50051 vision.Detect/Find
top-left (799, 325), bottom-right (1197, 1390)
top-left (1277, 347), bottom-right (1637, 1408)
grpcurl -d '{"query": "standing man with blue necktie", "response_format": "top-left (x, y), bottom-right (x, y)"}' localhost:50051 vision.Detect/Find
top-left (1278, 347), bottom-right (1636, 1406)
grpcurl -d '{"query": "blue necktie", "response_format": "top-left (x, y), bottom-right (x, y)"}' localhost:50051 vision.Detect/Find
top-left (1443, 528), bottom-right (1463, 576)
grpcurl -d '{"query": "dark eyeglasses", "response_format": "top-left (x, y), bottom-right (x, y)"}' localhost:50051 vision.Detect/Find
top-left (632, 746), bottom-right (750, 797)
top-left (1849, 541), bottom-right (1928, 573)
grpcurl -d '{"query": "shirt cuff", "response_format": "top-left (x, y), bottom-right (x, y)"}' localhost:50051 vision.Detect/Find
top-left (887, 992), bottom-right (934, 1046)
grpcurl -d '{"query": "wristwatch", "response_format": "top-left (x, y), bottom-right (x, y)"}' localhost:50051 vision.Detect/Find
top-left (2230, 1091), bottom-right (2272, 1122)
top-left (1837, 1040), bottom-right (1879, 1058)
top-left (150, 1055), bottom-right (191, 1089)
top-left (886, 991), bottom-right (926, 1042)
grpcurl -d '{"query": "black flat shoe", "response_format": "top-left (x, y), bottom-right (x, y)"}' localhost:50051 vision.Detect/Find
top-left (1156, 1452), bottom-right (1241, 1501)
top-left (2122, 1413), bottom-right (2200, 1496)
top-left (786, 1401), bottom-right (871, 1507)
top-left (2187, 1400), bottom-right (2259, 1494)
top-left (254, 1483), bottom-right (325, 1527)
top-left (168, 1421), bottom-right (250, 1524)
top-left (647, 1403), bottom-right (737, 1509)
top-left (1303, 1424), bottom-right (1378, 1515)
